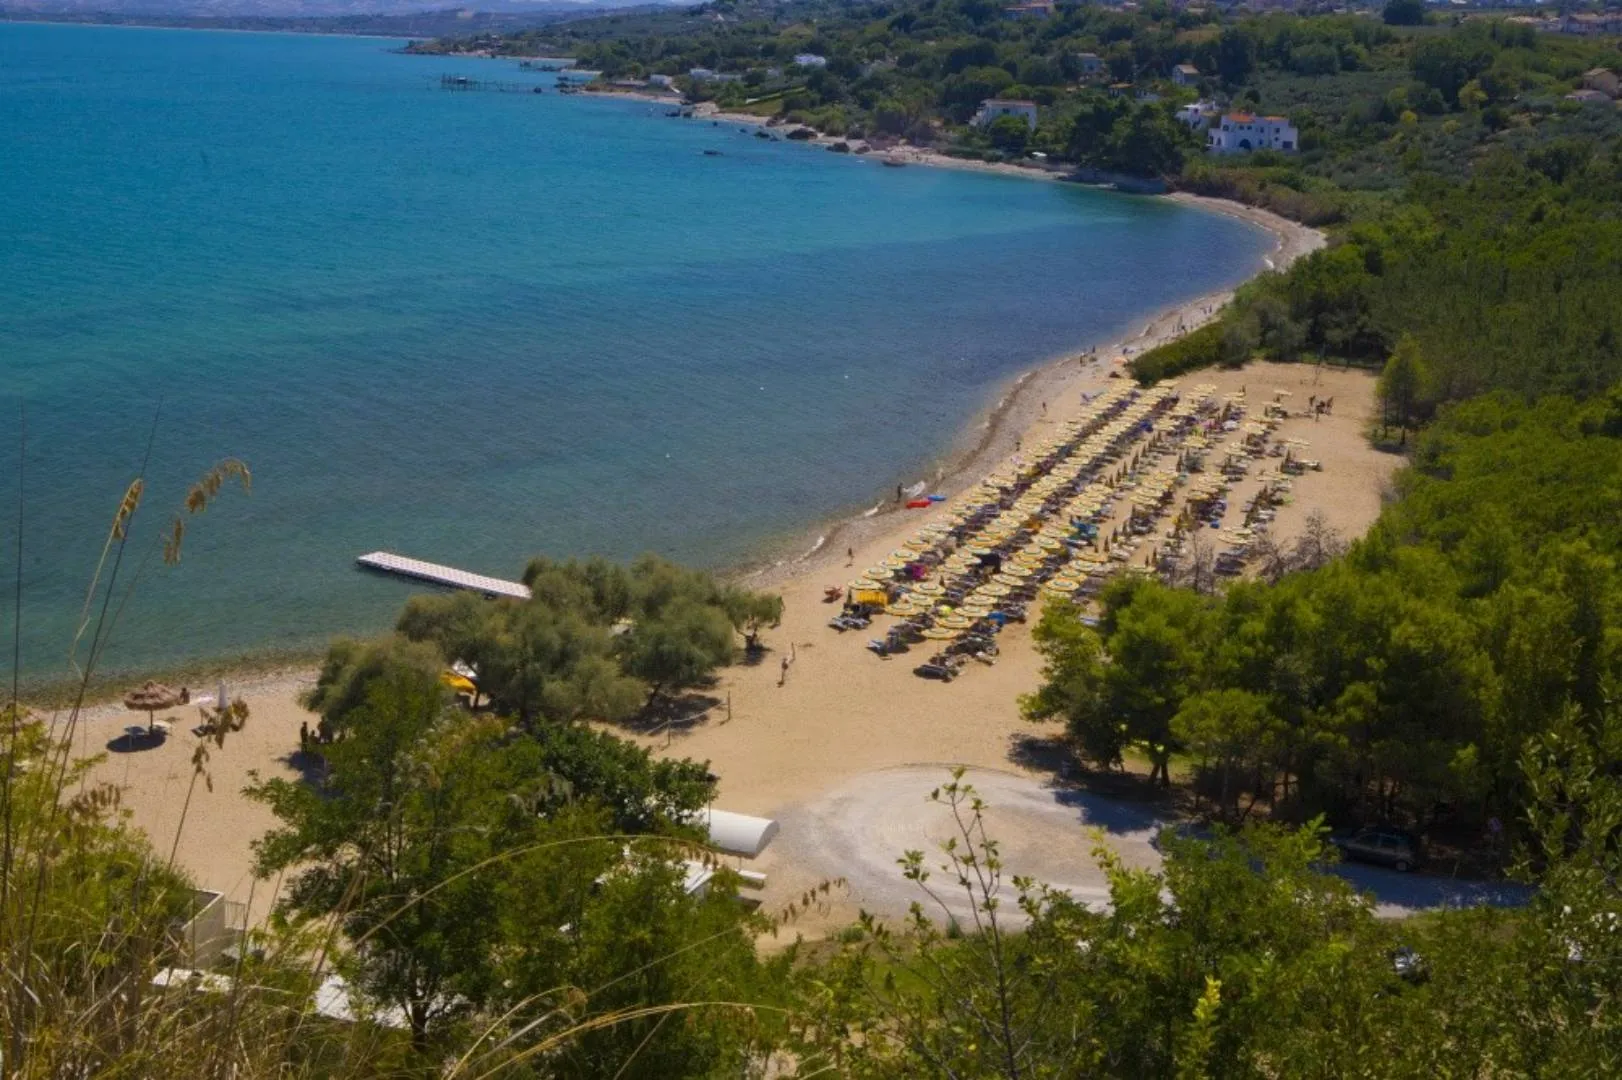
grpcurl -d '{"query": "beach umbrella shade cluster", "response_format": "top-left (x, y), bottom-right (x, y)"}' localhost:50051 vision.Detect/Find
top-left (853, 374), bottom-right (1298, 667)
top-left (124, 681), bottom-right (183, 732)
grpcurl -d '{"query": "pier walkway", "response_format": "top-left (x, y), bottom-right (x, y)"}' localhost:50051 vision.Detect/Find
top-left (356, 552), bottom-right (531, 600)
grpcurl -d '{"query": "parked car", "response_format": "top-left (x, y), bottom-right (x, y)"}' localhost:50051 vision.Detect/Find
top-left (1390, 946), bottom-right (1429, 984)
top-left (1331, 826), bottom-right (1423, 872)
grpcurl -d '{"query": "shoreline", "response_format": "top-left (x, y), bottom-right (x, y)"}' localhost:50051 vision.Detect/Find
top-left (576, 90), bottom-right (1328, 591)
top-left (18, 92), bottom-right (1324, 711)
top-left (732, 201), bottom-right (1324, 593)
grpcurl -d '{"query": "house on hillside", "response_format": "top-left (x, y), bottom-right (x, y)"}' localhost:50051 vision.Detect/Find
top-left (1076, 52), bottom-right (1106, 78)
top-left (1583, 67), bottom-right (1620, 98)
top-left (1003, 0), bottom-right (1056, 16)
top-left (1207, 113), bottom-right (1298, 153)
top-left (974, 99), bottom-right (1040, 129)
top-left (793, 53), bottom-right (828, 68)
top-left (1177, 100), bottom-right (1219, 130)
top-left (1567, 88), bottom-right (1613, 104)
top-left (1555, 13), bottom-right (1622, 34)
top-left (1172, 63), bottom-right (1201, 87)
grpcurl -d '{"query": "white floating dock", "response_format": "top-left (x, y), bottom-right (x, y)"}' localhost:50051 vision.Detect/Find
top-left (356, 552), bottom-right (531, 600)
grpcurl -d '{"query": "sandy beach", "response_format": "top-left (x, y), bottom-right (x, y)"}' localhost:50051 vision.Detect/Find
top-left (66, 355), bottom-right (1391, 933)
top-left (49, 135), bottom-right (1379, 936)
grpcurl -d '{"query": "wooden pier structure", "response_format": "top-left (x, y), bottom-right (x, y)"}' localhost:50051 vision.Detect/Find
top-left (356, 552), bottom-right (532, 600)
top-left (434, 74), bottom-right (549, 94)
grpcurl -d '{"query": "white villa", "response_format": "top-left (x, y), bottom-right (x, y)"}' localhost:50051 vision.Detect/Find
top-left (974, 99), bottom-right (1040, 129)
top-left (793, 53), bottom-right (828, 68)
top-left (1207, 113), bottom-right (1298, 153)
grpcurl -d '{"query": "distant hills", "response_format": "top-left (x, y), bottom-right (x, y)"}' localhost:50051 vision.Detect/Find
top-left (0, 0), bottom-right (677, 29)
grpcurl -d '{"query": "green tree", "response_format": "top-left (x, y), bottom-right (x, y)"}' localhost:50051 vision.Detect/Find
top-left (254, 664), bottom-right (501, 1048)
top-left (1172, 688), bottom-right (1285, 822)
top-left (250, 657), bottom-right (752, 1067)
top-left (1102, 580), bottom-right (1216, 786)
top-left (987, 113), bottom-right (1032, 154)
top-left (1021, 600), bottom-right (1124, 768)
top-left (622, 599), bottom-right (737, 702)
top-left (300, 634), bottom-right (444, 732)
top-left (1377, 333), bottom-right (1427, 443)
top-left (1106, 103), bottom-right (1187, 177)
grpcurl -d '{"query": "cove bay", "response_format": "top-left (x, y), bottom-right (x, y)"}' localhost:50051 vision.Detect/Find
top-left (0, 22), bottom-right (1269, 680)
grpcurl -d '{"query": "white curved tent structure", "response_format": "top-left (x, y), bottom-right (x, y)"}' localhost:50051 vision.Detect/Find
top-left (702, 808), bottom-right (779, 857)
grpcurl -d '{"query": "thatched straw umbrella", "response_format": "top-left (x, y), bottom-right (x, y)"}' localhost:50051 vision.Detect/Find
top-left (124, 681), bottom-right (184, 733)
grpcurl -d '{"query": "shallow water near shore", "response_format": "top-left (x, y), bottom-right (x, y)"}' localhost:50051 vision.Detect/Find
top-left (0, 23), bottom-right (1270, 684)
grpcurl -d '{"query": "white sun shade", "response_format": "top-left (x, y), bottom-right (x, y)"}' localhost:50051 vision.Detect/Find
top-left (701, 808), bottom-right (780, 857)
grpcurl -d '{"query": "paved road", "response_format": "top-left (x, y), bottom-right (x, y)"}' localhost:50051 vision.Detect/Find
top-left (770, 765), bottom-right (1532, 926)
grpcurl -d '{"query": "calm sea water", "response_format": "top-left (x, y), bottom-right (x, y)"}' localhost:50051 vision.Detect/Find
top-left (0, 23), bottom-right (1269, 682)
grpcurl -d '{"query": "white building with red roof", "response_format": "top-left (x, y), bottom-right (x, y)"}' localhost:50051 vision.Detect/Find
top-left (1207, 113), bottom-right (1298, 153)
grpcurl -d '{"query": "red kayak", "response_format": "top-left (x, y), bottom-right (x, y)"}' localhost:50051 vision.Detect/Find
top-left (905, 499), bottom-right (931, 509)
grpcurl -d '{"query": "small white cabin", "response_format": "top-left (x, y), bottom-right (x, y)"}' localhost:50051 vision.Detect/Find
top-left (973, 99), bottom-right (1040, 130)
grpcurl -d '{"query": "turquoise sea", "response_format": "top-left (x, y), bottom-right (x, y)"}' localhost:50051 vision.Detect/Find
top-left (0, 22), bottom-right (1270, 683)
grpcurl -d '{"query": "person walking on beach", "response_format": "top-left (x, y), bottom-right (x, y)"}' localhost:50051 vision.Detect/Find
top-left (896, 483), bottom-right (904, 503)
top-left (779, 655), bottom-right (791, 687)
top-left (846, 546), bottom-right (854, 565)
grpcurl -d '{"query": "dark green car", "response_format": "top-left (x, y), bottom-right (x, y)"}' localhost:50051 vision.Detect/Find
top-left (1331, 827), bottom-right (1423, 873)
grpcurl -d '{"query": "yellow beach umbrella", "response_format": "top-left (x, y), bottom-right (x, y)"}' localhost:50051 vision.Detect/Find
top-left (939, 614), bottom-right (973, 630)
top-left (886, 603), bottom-right (920, 617)
top-left (1044, 577), bottom-right (1080, 593)
top-left (913, 581), bottom-right (945, 596)
top-left (441, 670), bottom-right (477, 695)
top-left (1001, 564), bottom-right (1034, 578)
top-left (921, 626), bottom-right (961, 641)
